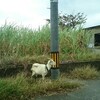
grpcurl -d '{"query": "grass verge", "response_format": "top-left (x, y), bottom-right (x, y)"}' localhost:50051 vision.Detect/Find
top-left (69, 65), bottom-right (99, 79)
top-left (0, 73), bottom-right (81, 100)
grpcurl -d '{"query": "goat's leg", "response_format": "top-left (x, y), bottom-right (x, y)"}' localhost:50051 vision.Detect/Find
top-left (32, 71), bottom-right (35, 77)
top-left (31, 71), bottom-right (36, 79)
top-left (34, 74), bottom-right (38, 81)
top-left (42, 74), bottom-right (45, 80)
top-left (31, 72), bottom-right (38, 81)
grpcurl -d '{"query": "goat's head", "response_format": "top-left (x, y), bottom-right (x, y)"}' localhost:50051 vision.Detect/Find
top-left (47, 59), bottom-right (56, 66)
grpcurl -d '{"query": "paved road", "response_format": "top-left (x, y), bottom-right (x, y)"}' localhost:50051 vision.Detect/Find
top-left (35, 80), bottom-right (100, 100)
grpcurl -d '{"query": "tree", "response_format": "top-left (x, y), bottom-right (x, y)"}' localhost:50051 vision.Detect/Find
top-left (46, 12), bottom-right (86, 30)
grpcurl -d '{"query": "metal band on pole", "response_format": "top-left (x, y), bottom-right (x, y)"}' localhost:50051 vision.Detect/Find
top-left (51, 52), bottom-right (59, 68)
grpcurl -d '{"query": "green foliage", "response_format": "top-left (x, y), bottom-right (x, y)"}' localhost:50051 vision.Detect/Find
top-left (0, 55), bottom-right (49, 68)
top-left (0, 73), bottom-right (81, 100)
top-left (0, 23), bottom-right (99, 67)
top-left (59, 28), bottom-right (93, 61)
top-left (46, 12), bottom-right (86, 29)
top-left (70, 65), bottom-right (99, 79)
top-left (59, 13), bottom-right (86, 29)
top-left (0, 79), bottom-right (22, 100)
top-left (0, 24), bottom-right (50, 58)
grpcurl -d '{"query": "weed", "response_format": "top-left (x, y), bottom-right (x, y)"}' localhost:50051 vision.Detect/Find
top-left (70, 65), bottom-right (99, 79)
top-left (0, 73), bottom-right (81, 100)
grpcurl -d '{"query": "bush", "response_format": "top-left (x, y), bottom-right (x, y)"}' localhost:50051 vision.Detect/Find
top-left (70, 65), bottom-right (99, 79)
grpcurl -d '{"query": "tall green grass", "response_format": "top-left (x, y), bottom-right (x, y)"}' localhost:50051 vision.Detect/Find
top-left (59, 28), bottom-right (93, 61)
top-left (0, 24), bottom-right (50, 58)
top-left (0, 23), bottom-right (99, 66)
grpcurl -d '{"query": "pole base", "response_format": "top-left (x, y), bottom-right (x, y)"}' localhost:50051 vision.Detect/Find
top-left (51, 68), bottom-right (60, 80)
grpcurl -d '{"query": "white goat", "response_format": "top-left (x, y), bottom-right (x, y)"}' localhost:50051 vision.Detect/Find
top-left (31, 59), bottom-right (56, 80)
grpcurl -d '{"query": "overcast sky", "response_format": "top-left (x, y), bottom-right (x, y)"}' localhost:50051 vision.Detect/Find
top-left (0, 0), bottom-right (100, 29)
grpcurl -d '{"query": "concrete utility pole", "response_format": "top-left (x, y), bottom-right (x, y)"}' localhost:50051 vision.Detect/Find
top-left (50, 0), bottom-right (60, 79)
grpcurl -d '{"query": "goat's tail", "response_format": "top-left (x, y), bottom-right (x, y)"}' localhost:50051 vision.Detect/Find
top-left (31, 64), bottom-right (38, 71)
